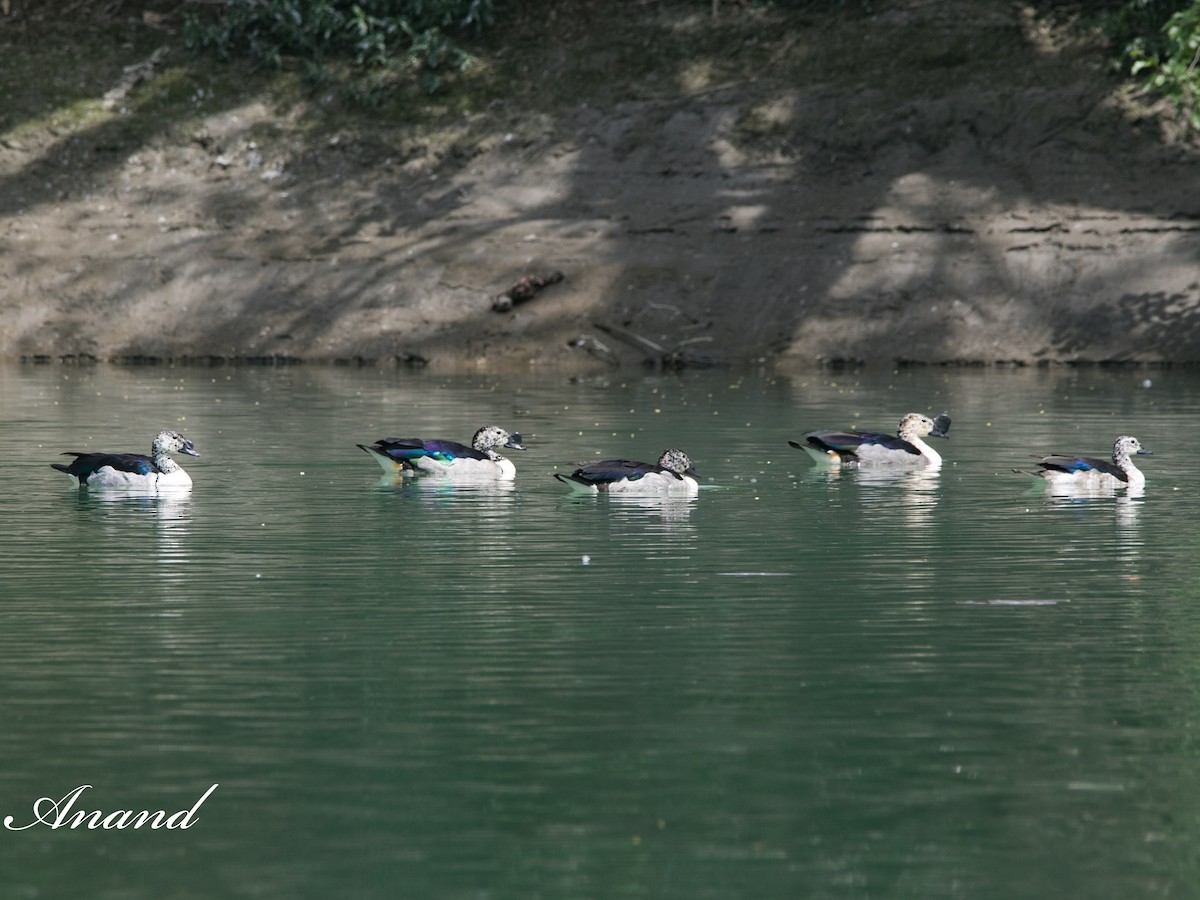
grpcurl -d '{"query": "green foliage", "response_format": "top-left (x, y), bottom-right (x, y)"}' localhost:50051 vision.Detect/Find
top-left (183, 0), bottom-right (501, 103)
top-left (1101, 0), bottom-right (1200, 128)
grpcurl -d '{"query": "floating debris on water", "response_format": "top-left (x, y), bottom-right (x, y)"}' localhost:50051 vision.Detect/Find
top-left (718, 572), bottom-right (791, 577)
top-left (957, 599), bottom-right (1067, 606)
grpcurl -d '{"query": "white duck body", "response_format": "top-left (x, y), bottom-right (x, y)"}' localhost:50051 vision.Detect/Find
top-left (790, 413), bottom-right (951, 467)
top-left (555, 449), bottom-right (699, 495)
top-left (412, 454), bottom-right (516, 480)
top-left (358, 425), bottom-right (525, 481)
top-left (51, 430), bottom-right (200, 491)
top-left (1030, 435), bottom-right (1151, 491)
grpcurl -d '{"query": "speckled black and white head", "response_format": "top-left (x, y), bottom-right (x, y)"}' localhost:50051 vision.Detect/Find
top-left (1113, 435), bottom-right (1150, 465)
top-left (897, 413), bottom-right (945, 440)
top-left (151, 430), bottom-right (199, 472)
top-left (657, 448), bottom-right (697, 479)
top-left (470, 426), bottom-right (526, 460)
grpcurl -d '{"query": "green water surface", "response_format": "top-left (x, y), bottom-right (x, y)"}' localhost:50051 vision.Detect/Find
top-left (1, 363), bottom-right (1197, 899)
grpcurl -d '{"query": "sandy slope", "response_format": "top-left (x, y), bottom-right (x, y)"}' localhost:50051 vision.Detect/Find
top-left (1, 1), bottom-right (1197, 370)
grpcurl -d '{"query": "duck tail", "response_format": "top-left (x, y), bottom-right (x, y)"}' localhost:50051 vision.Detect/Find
top-left (554, 473), bottom-right (597, 493)
top-left (358, 443), bottom-right (405, 475)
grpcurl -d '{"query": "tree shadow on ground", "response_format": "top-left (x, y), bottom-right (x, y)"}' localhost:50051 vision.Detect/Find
top-left (1, 0), bottom-right (1198, 366)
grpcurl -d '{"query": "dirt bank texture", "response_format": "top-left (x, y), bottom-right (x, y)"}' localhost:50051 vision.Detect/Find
top-left (1, 1), bottom-right (1198, 371)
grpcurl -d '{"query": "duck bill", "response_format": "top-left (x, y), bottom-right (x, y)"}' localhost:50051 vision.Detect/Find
top-left (1136, 447), bottom-right (1152, 455)
top-left (181, 443), bottom-right (201, 457)
top-left (929, 413), bottom-right (952, 439)
top-left (505, 433), bottom-right (526, 452)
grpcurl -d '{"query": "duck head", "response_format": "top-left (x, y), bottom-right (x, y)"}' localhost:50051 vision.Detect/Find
top-left (471, 426), bottom-right (526, 456)
top-left (657, 448), bottom-right (697, 479)
top-left (897, 413), bottom-right (949, 441)
top-left (1113, 435), bottom-right (1150, 462)
top-left (153, 430), bottom-right (200, 457)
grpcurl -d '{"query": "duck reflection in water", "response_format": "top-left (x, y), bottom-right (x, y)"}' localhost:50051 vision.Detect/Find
top-left (379, 476), bottom-right (517, 496)
top-left (73, 489), bottom-right (194, 585)
top-left (606, 491), bottom-right (697, 523)
top-left (857, 466), bottom-right (941, 530)
top-left (1038, 481), bottom-right (1144, 576)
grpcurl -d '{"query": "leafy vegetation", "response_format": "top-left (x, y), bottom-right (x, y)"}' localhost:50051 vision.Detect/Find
top-left (33, 0), bottom-right (1183, 128)
top-left (1101, 0), bottom-right (1200, 127)
top-left (182, 0), bottom-right (504, 103)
